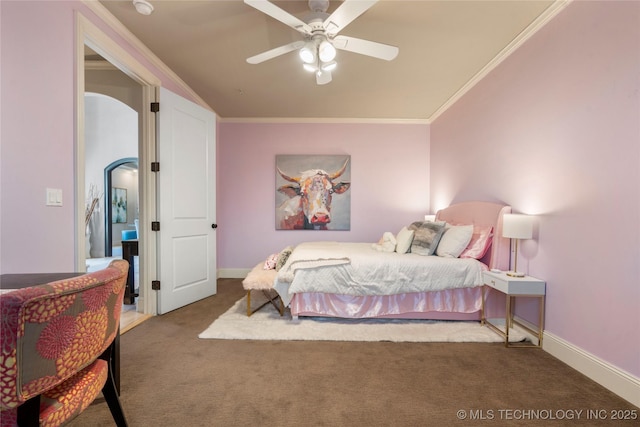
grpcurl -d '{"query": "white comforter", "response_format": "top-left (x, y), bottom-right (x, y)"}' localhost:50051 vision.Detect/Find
top-left (274, 242), bottom-right (487, 306)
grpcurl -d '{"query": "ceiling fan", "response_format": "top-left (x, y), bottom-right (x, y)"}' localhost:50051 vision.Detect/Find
top-left (245, 0), bottom-right (399, 85)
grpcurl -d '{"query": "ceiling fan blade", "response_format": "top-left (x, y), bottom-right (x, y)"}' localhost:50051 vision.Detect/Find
top-left (316, 70), bottom-right (332, 85)
top-left (245, 0), bottom-right (312, 35)
top-left (247, 41), bottom-right (305, 64)
top-left (333, 35), bottom-right (399, 61)
top-left (323, 0), bottom-right (377, 35)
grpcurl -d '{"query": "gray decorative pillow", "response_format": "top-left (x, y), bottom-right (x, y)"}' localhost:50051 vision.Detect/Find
top-left (275, 246), bottom-right (293, 271)
top-left (408, 221), bottom-right (446, 255)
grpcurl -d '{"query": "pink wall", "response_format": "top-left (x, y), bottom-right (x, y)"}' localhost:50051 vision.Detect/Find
top-left (430, 1), bottom-right (639, 377)
top-left (217, 122), bottom-right (430, 269)
top-left (2, 0), bottom-right (637, 389)
top-left (1, 1), bottom-right (77, 273)
top-left (0, 1), bottom-right (200, 273)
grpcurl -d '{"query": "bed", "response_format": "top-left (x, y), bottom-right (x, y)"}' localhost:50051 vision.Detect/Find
top-left (273, 201), bottom-right (512, 320)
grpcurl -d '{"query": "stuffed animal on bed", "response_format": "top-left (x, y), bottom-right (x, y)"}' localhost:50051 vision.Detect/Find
top-left (372, 231), bottom-right (397, 252)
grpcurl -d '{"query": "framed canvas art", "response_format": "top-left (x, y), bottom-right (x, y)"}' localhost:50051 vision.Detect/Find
top-left (275, 155), bottom-right (351, 230)
top-left (112, 187), bottom-right (127, 224)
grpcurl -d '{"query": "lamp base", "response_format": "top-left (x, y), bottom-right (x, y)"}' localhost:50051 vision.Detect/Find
top-left (506, 271), bottom-right (526, 278)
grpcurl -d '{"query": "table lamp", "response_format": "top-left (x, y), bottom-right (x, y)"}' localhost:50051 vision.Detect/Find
top-left (502, 214), bottom-right (533, 277)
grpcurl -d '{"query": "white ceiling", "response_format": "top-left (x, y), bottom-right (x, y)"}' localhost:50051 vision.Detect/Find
top-left (98, 0), bottom-right (560, 121)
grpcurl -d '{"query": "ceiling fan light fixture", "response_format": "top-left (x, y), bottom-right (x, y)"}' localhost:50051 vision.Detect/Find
top-left (244, 0), bottom-right (398, 85)
top-left (299, 43), bottom-right (316, 64)
top-left (318, 40), bottom-right (336, 62)
top-left (133, 0), bottom-right (154, 15)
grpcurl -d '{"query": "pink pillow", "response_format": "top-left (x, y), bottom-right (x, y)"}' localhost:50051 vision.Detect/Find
top-left (459, 226), bottom-right (494, 259)
top-left (263, 253), bottom-right (279, 270)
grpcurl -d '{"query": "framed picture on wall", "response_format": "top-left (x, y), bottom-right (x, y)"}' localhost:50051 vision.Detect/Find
top-left (275, 154), bottom-right (351, 230)
top-left (112, 187), bottom-right (127, 224)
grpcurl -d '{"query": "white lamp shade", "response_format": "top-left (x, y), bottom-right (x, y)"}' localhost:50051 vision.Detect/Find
top-left (502, 214), bottom-right (533, 239)
top-left (302, 63), bottom-right (317, 72)
top-left (318, 40), bottom-right (336, 62)
top-left (299, 44), bottom-right (316, 64)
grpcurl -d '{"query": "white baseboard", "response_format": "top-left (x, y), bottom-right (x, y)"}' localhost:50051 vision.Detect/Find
top-left (218, 268), bottom-right (251, 279)
top-left (543, 331), bottom-right (640, 407)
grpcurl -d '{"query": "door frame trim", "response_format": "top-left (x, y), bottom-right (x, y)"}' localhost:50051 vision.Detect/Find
top-left (75, 12), bottom-right (160, 315)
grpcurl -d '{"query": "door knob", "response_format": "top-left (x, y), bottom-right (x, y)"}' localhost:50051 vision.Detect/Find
top-left (211, 224), bottom-right (218, 229)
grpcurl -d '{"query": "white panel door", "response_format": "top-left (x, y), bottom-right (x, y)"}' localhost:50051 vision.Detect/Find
top-left (157, 87), bottom-right (216, 314)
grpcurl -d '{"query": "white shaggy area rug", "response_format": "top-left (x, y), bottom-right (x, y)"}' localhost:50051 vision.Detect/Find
top-left (199, 294), bottom-right (527, 343)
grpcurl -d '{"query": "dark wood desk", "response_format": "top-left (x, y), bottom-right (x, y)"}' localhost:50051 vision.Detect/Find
top-left (0, 272), bottom-right (84, 288)
top-left (0, 272), bottom-right (121, 395)
top-left (121, 239), bottom-right (138, 305)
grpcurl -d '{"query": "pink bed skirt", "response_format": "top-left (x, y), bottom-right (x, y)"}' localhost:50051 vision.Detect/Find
top-left (290, 287), bottom-right (485, 320)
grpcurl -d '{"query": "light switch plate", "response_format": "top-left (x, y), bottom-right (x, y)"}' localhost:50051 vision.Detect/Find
top-left (46, 188), bottom-right (63, 206)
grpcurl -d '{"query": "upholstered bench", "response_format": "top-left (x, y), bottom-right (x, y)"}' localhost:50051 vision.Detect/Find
top-left (242, 263), bottom-right (284, 317)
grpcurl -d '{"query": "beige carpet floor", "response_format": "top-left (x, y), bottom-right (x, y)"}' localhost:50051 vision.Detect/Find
top-left (67, 278), bottom-right (638, 427)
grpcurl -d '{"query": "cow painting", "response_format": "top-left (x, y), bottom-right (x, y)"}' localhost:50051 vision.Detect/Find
top-left (276, 156), bottom-right (351, 230)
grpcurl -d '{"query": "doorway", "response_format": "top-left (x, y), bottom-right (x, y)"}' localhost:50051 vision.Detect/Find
top-left (84, 91), bottom-right (143, 331)
top-left (76, 13), bottom-right (160, 317)
top-left (76, 12), bottom-right (217, 319)
top-left (84, 90), bottom-right (139, 255)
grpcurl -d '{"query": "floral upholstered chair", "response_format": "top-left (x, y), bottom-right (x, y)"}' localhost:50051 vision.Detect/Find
top-left (0, 259), bottom-right (129, 427)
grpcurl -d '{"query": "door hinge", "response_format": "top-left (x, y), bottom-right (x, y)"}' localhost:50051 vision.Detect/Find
top-left (151, 221), bottom-right (160, 231)
top-left (151, 162), bottom-right (160, 172)
top-left (150, 102), bottom-right (159, 113)
top-left (151, 280), bottom-right (161, 290)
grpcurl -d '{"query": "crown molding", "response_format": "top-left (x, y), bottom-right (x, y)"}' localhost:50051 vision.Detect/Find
top-left (219, 117), bottom-right (430, 125)
top-left (81, 0), bottom-right (213, 112)
top-left (428, 0), bottom-right (572, 123)
top-left (82, 0), bottom-right (570, 125)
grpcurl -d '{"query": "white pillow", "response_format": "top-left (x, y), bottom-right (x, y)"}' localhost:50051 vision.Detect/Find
top-left (371, 231), bottom-right (397, 252)
top-left (395, 227), bottom-right (414, 254)
top-left (436, 224), bottom-right (474, 258)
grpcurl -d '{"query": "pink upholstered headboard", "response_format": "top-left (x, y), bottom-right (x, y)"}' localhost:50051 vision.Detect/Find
top-left (435, 201), bottom-right (511, 270)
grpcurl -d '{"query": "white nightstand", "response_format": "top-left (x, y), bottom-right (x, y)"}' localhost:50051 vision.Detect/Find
top-left (481, 270), bottom-right (546, 348)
